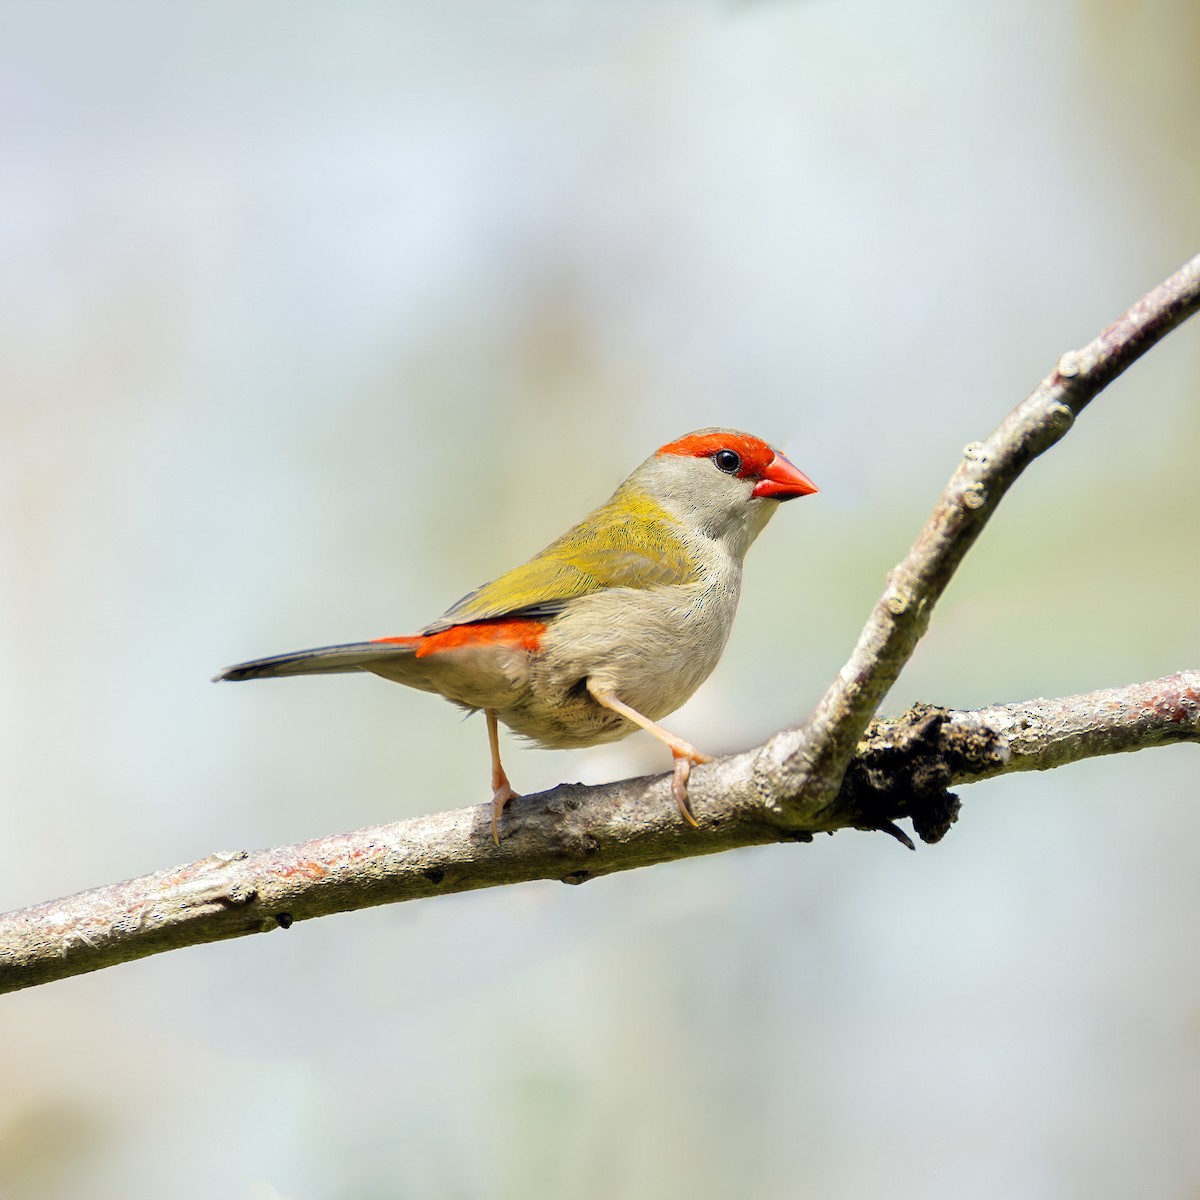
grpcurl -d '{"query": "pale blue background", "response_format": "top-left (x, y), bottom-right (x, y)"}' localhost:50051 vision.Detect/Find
top-left (2, 2), bottom-right (1198, 1197)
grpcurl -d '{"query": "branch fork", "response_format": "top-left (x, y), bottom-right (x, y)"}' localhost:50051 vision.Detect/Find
top-left (2, 253), bottom-right (1199, 993)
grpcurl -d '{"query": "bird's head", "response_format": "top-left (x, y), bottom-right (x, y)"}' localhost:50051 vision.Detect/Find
top-left (629, 428), bottom-right (818, 556)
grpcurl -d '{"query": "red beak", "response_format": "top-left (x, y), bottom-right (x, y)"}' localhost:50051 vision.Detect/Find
top-left (751, 452), bottom-right (819, 501)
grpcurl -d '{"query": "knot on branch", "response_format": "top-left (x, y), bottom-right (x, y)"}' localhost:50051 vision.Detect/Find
top-left (837, 704), bottom-right (1008, 846)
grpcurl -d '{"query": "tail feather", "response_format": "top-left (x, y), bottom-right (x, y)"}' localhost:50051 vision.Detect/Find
top-left (214, 638), bottom-right (418, 683)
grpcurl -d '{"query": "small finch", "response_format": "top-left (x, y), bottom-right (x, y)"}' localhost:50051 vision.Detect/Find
top-left (216, 429), bottom-right (817, 841)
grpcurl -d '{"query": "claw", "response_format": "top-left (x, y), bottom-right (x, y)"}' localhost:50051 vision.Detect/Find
top-left (491, 779), bottom-right (520, 846)
top-left (670, 743), bottom-right (711, 829)
top-left (671, 757), bottom-right (700, 827)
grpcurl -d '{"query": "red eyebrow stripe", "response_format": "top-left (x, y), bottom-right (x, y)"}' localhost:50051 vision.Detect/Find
top-left (656, 431), bottom-right (777, 476)
top-left (373, 619), bottom-right (546, 658)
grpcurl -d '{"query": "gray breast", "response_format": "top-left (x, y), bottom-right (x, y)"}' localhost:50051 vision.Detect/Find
top-left (509, 576), bottom-right (741, 748)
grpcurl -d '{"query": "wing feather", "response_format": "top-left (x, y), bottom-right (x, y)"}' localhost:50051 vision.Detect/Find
top-left (423, 491), bottom-right (697, 632)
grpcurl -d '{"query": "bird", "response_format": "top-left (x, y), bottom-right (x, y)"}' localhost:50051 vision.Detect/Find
top-left (215, 428), bottom-right (817, 843)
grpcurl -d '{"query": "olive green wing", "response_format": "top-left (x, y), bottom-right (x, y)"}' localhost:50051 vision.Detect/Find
top-left (422, 496), bottom-right (698, 633)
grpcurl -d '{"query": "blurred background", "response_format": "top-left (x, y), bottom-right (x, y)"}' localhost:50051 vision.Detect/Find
top-left (2, 1), bottom-right (1198, 1196)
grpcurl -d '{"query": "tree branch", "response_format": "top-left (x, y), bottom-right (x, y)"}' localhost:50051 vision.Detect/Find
top-left (756, 251), bottom-right (1200, 814)
top-left (1, 671), bottom-right (1196, 995)
top-left (2, 253), bottom-right (1198, 995)
top-left (838, 671), bottom-right (1200, 843)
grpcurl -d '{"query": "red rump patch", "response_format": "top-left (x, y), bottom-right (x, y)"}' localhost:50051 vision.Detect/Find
top-left (656, 430), bottom-right (777, 478)
top-left (373, 619), bottom-right (546, 658)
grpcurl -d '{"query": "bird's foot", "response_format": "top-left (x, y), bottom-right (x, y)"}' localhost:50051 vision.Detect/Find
top-left (670, 741), bottom-right (711, 829)
top-left (491, 778), bottom-right (521, 846)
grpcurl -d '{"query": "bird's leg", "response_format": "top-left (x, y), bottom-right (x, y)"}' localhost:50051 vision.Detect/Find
top-left (486, 708), bottom-right (520, 845)
top-left (585, 680), bottom-right (710, 828)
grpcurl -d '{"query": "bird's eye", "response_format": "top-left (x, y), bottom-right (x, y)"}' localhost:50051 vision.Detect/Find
top-left (713, 449), bottom-right (741, 474)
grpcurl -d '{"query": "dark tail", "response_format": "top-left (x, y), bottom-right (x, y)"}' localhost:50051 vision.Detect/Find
top-left (213, 638), bottom-right (419, 683)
